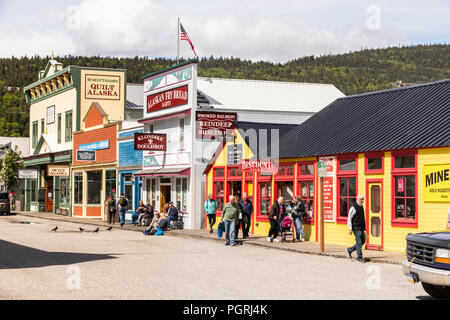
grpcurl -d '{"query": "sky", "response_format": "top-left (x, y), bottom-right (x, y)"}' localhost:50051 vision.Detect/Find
top-left (0, 0), bottom-right (448, 62)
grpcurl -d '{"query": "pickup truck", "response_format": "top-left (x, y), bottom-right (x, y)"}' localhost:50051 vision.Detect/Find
top-left (402, 231), bottom-right (450, 298)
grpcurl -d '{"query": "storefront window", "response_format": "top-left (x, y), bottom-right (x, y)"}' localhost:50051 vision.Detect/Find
top-left (368, 157), bottom-right (382, 170)
top-left (298, 181), bottom-right (314, 219)
top-left (228, 166), bottom-right (242, 177)
top-left (395, 155), bottom-right (415, 169)
top-left (214, 168), bottom-right (224, 177)
top-left (392, 152), bottom-right (417, 226)
top-left (60, 178), bottom-right (70, 204)
top-left (277, 163), bottom-right (294, 177)
top-left (214, 181), bottom-right (224, 211)
top-left (259, 181), bottom-right (271, 215)
top-left (105, 170), bottom-right (116, 200)
top-left (74, 173), bottom-right (83, 204)
top-left (176, 177), bottom-right (188, 212)
top-left (31, 180), bottom-right (37, 202)
top-left (87, 171), bottom-right (101, 204)
top-left (146, 178), bottom-right (157, 209)
top-left (338, 177), bottom-right (356, 218)
top-left (339, 158), bottom-right (356, 172)
top-left (299, 163), bottom-right (314, 176)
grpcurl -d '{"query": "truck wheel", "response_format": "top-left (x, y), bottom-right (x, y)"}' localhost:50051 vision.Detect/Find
top-left (422, 283), bottom-right (450, 299)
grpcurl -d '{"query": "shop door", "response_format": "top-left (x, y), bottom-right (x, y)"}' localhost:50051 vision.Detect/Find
top-left (160, 185), bottom-right (171, 213)
top-left (227, 181), bottom-right (242, 199)
top-left (366, 182), bottom-right (383, 250)
top-left (45, 179), bottom-right (53, 212)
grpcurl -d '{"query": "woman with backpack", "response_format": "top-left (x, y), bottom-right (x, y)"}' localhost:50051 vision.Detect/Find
top-left (291, 195), bottom-right (306, 242)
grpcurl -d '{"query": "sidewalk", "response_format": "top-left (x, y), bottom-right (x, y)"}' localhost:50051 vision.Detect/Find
top-left (14, 211), bottom-right (404, 265)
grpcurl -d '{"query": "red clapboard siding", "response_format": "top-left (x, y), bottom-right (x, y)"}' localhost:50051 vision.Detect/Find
top-left (73, 125), bottom-right (117, 166)
top-left (85, 106), bottom-right (104, 128)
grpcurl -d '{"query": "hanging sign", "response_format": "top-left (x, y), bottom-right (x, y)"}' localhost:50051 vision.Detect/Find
top-left (146, 85), bottom-right (188, 113)
top-left (319, 156), bottom-right (335, 222)
top-left (196, 112), bottom-right (237, 138)
top-left (134, 133), bottom-right (167, 151)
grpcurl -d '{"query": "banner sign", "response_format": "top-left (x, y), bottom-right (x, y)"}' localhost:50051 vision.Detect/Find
top-left (227, 144), bottom-right (243, 165)
top-left (144, 65), bottom-right (192, 93)
top-left (423, 163), bottom-right (450, 202)
top-left (85, 74), bottom-right (121, 100)
top-left (319, 156), bottom-right (335, 222)
top-left (18, 169), bottom-right (38, 179)
top-left (76, 150), bottom-right (96, 162)
top-left (134, 133), bottom-right (167, 151)
top-left (196, 112), bottom-right (237, 138)
top-left (240, 159), bottom-right (277, 173)
top-left (147, 85), bottom-right (188, 113)
top-left (143, 152), bottom-right (190, 168)
top-left (47, 165), bottom-right (70, 177)
top-left (79, 140), bottom-right (109, 151)
top-left (46, 105), bottom-right (55, 124)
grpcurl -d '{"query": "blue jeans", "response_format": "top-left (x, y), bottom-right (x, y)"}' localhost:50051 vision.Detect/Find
top-left (167, 215), bottom-right (177, 228)
top-left (224, 220), bottom-right (236, 245)
top-left (348, 230), bottom-right (366, 259)
top-left (294, 217), bottom-right (305, 240)
top-left (119, 207), bottom-right (127, 225)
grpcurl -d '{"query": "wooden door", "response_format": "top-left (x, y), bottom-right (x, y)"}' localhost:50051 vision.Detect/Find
top-left (366, 181), bottom-right (383, 250)
top-left (45, 179), bottom-right (53, 212)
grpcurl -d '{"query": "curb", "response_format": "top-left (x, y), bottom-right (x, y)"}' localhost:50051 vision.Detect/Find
top-left (14, 212), bottom-right (402, 265)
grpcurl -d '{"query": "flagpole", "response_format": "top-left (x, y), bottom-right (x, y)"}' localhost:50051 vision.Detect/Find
top-left (177, 17), bottom-right (180, 64)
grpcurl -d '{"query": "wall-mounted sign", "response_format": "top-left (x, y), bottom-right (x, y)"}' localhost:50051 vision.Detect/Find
top-left (134, 133), bottom-right (167, 151)
top-left (46, 105), bottom-right (55, 124)
top-left (146, 85), bottom-right (188, 113)
top-left (319, 156), bottom-right (335, 222)
top-left (79, 140), bottom-right (109, 151)
top-left (143, 151), bottom-right (190, 168)
top-left (227, 144), bottom-right (243, 165)
top-left (85, 74), bottom-right (121, 101)
top-left (196, 112), bottom-right (237, 138)
top-left (144, 65), bottom-right (192, 93)
top-left (18, 169), bottom-right (38, 179)
top-left (424, 163), bottom-right (450, 202)
top-left (240, 159), bottom-right (276, 173)
top-left (76, 150), bottom-right (96, 162)
top-left (47, 165), bottom-right (70, 177)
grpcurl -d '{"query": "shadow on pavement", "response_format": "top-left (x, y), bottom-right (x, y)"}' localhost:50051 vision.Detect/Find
top-left (0, 239), bottom-right (118, 270)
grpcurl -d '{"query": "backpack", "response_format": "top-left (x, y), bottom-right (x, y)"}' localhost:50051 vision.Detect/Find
top-left (155, 227), bottom-right (164, 236)
top-left (120, 197), bottom-right (128, 207)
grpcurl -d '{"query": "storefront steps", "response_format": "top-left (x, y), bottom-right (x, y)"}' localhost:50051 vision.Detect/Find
top-left (13, 211), bottom-right (403, 265)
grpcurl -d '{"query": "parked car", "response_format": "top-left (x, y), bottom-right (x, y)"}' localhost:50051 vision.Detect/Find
top-left (402, 231), bottom-right (450, 298)
top-left (0, 191), bottom-right (11, 215)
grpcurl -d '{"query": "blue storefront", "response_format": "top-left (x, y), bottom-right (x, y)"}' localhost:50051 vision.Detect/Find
top-left (117, 125), bottom-right (144, 223)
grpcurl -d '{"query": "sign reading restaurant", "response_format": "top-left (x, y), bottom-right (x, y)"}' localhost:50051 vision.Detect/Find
top-left (85, 74), bottom-right (121, 100)
top-left (196, 112), bottom-right (237, 138)
top-left (47, 165), bottom-right (70, 177)
top-left (134, 133), bottom-right (167, 151)
top-left (147, 85), bottom-right (188, 113)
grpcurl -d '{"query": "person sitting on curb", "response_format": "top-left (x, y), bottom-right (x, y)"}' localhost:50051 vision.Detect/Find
top-left (136, 200), bottom-right (151, 226)
top-left (144, 211), bottom-right (162, 235)
top-left (166, 201), bottom-right (179, 229)
top-left (220, 195), bottom-right (240, 246)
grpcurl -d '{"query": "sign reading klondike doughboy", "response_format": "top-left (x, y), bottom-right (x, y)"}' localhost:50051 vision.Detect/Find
top-left (423, 163), bottom-right (450, 202)
top-left (134, 133), bottom-right (167, 151)
top-left (85, 74), bottom-right (121, 100)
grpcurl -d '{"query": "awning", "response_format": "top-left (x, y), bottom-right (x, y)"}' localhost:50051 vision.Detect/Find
top-left (133, 167), bottom-right (191, 177)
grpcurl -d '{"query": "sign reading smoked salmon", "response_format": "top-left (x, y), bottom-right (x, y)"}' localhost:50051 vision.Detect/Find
top-left (134, 133), bottom-right (167, 151)
top-left (146, 85), bottom-right (188, 113)
top-left (85, 74), bottom-right (121, 100)
top-left (196, 111), bottom-right (237, 138)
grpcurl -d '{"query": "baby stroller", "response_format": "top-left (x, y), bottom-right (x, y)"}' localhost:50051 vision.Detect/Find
top-left (279, 214), bottom-right (294, 242)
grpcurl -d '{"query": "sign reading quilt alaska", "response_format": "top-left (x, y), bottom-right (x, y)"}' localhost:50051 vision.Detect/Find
top-left (147, 85), bottom-right (188, 113)
top-left (134, 133), bottom-right (167, 151)
top-left (196, 112), bottom-right (237, 138)
top-left (85, 74), bottom-right (121, 100)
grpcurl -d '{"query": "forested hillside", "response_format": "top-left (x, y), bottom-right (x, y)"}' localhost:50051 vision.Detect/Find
top-left (0, 44), bottom-right (449, 137)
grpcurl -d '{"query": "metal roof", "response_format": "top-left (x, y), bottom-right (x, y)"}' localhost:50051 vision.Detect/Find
top-left (275, 79), bottom-right (450, 159)
top-left (196, 77), bottom-right (345, 113)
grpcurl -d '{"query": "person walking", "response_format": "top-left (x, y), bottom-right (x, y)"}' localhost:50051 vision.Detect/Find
top-left (204, 193), bottom-right (218, 233)
top-left (107, 195), bottom-right (117, 225)
top-left (234, 195), bottom-right (244, 239)
top-left (346, 195), bottom-right (366, 263)
top-left (220, 195), bottom-right (240, 246)
top-left (291, 195), bottom-right (306, 242)
top-left (268, 197), bottom-right (283, 243)
top-left (239, 193), bottom-right (253, 238)
top-left (9, 192), bottom-right (16, 211)
top-left (166, 201), bottom-right (179, 229)
top-left (116, 193), bottom-right (128, 227)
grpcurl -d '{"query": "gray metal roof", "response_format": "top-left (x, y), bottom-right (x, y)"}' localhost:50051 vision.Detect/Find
top-left (274, 79), bottom-right (450, 159)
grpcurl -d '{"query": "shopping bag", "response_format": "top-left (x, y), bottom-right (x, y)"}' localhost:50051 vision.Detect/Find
top-left (217, 222), bottom-right (224, 238)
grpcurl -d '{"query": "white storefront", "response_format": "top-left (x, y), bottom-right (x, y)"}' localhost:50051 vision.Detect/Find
top-left (135, 61), bottom-right (344, 230)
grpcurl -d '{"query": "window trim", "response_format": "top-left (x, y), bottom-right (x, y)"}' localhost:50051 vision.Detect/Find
top-left (213, 166), bottom-right (225, 180)
top-left (212, 166), bottom-right (225, 214)
top-left (213, 180), bottom-right (225, 214)
top-left (65, 110), bottom-right (73, 142)
top-left (32, 121), bottom-right (38, 148)
top-left (337, 154), bottom-right (358, 175)
top-left (364, 152), bottom-right (384, 174)
top-left (336, 175), bottom-right (358, 224)
top-left (391, 151), bottom-right (418, 228)
top-left (226, 165), bottom-right (243, 181)
top-left (274, 162), bottom-right (295, 181)
top-left (57, 113), bottom-right (62, 144)
top-left (256, 180), bottom-right (272, 221)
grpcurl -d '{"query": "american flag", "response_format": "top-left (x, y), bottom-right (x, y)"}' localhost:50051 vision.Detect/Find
top-left (180, 23), bottom-right (197, 57)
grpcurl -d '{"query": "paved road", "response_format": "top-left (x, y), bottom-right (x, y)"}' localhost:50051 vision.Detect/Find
top-left (0, 215), bottom-right (428, 300)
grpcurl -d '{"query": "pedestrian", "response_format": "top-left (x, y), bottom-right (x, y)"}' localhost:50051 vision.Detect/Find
top-left (239, 193), bottom-right (253, 238)
top-left (9, 192), bottom-right (16, 211)
top-left (268, 197), bottom-right (283, 243)
top-left (116, 192), bottom-right (128, 227)
top-left (107, 195), bottom-right (116, 225)
top-left (204, 193), bottom-right (218, 233)
top-left (291, 195), bottom-right (306, 242)
top-left (166, 201), bottom-right (179, 229)
top-left (234, 195), bottom-right (244, 239)
top-left (220, 195), bottom-right (240, 246)
top-left (136, 200), bottom-right (149, 226)
top-left (346, 195), bottom-right (366, 263)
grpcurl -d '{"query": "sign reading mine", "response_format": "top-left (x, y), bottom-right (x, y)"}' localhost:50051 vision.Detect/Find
top-left (147, 85), bottom-right (188, 113)
top-left (134, 133), bottom-right (167, 151)
top-left (196, 111), bottom-right (237, 138)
